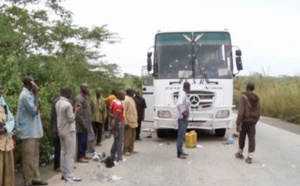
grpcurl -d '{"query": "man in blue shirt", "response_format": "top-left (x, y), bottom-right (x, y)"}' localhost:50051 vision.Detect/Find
top-left (16, 76), bottom-right (48, 186)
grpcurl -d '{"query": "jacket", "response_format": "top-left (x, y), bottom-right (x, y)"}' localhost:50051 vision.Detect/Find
top-left (236, 91), bottom-right (261, 125)
top-left (75, 94), bottom-right (91, 133)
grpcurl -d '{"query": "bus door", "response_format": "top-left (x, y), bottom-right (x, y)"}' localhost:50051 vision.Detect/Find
top-left (142, 66), bottom-right (154, 121)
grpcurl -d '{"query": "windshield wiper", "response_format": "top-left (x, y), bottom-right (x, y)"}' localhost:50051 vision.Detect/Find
top-left (203, 73), bottom-right (218, 85)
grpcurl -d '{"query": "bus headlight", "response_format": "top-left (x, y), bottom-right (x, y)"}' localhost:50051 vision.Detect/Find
top-left (157, 111), bottom-right (172, 118)
top-left (216, 110), bottom-right (230, 118)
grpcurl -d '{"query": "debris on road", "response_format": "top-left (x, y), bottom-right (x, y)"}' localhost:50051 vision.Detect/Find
top-left (112, 175), bottom-right (122, 180)
top-left (196, 144), bottom-right (204, 148)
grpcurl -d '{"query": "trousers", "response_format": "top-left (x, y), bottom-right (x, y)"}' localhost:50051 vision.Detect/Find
top-left (239, 121), bottom-right (257, 153)
top-left (22, 139), bottom-right (41, 185)
top-left (59, 132), bottom-right (76, 179)
top-left (0, 150), bottom-right (14, 186)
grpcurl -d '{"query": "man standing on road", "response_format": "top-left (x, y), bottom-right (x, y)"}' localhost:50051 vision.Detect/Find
top-left (75, 83), bottom-right (92, 163)
top-left (235, 82), bottom-right (261, 164)
top-left (123, 89), bottom-right (138, 155)
top-left (133, 90), bottom-right (147, 140)
top-left (16, 76), bottom-right (48, 186)
top-left (50, 97), bottom-right (60, 172)
top-left (176, 82), bottom-right (190, 159)
top-left (91, 87), bottom-right (107, 146)
top-left (110, 91), bottom-right (125, 162)
top-left (56, 86), bottom-right (81, 182)
top-left (0, 84), bottom-right (15, 186)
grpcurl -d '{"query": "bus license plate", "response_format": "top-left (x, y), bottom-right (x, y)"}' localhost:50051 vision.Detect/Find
top-left (189, 123), bottom-right (202, 127)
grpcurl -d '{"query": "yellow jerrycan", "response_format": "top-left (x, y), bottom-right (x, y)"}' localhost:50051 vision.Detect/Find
top-left (185, 131), bottom-right (197, 148)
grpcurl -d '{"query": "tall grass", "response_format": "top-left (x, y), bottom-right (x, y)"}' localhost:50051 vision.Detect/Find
top-left (233, 74), bottom-right (300, 125)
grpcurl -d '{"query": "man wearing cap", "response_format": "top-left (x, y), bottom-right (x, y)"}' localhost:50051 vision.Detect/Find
top-left (75, 83), bottom-right (92, 163)
top-left (235, 82), bottom-right (261, 164)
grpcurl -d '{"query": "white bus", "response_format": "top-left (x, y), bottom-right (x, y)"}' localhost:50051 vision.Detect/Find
top-left (143, 31), bottom-right (243, 138)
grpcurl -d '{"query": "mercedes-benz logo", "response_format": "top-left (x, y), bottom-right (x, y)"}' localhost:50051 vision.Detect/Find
top-left (189, 95), bottom-right (200, 106)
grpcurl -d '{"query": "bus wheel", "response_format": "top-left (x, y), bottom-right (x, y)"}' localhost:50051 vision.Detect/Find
top-left (157, 129), bottom-right (166, 138)
top-left (215, 129), bottom-right (226, 137)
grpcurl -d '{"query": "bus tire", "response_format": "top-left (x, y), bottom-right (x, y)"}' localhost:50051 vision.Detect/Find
top-left (215, 128), bottom-right (226, 137)
top-left (157, 129), bottom-right (166, 138)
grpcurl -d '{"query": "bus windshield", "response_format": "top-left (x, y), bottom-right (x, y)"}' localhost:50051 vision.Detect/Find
top-left (155, 32), bottom-right (233, 79)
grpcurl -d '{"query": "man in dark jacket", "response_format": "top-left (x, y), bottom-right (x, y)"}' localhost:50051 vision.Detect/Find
top-left (235, 82), bottom-right (261, 164)
top-left (75, 83), bottom-right (92, 163)
top-left (50, 97), bottom-right (60, 171)
top-left (133, 90), bottom-right (147, 140)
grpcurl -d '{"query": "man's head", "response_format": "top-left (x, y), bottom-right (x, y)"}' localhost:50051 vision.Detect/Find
top-left (135, 90), bottom-right (140, 98)
top-left (60, 86), bottom-right (72, 99)
top-left (115, 90), bottom-right (125, 101)
top-left (80, 83), bottom-right (89, 95)
top-left (183, 82), bottom-right (191, 93)
top-left (111, 90), bottom-right (116, 95)
top-left (22, 76), bottom-right (34, 89)
top-left (126, 88), bottom-right (135, 97)
top-left (246, 82), bottom-right (255, 92)
top-left (96, 87), bottom-right (102, 97)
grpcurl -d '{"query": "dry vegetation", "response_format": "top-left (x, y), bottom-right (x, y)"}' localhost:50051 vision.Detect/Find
top-left (234, 74), bottom-right (300, 124)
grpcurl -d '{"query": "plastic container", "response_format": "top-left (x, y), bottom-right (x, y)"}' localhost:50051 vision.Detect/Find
top-left (185, 131), bottom-right (197, 148)
top-left (227, 135), bottom-right (234, 144)
top-left (191, 131), bottom-right (197, 146)
top-left (105, 132), bottom-right (111, 139)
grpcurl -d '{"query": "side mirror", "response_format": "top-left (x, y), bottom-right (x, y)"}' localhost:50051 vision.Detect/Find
top-left (236, 56), bottom-right (243, 71)
top-left (147, 52), bottom-right (152, 72)
top-left (236, 50), bottom-right (242, 56)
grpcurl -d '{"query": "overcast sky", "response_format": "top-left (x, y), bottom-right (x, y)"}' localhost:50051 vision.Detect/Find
top-left (62, 0), bottom-right (300, 77)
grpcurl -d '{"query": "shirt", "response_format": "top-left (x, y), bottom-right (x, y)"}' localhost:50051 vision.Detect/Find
top-left (0, 97), bottom-right (15, 151)
top-left (123, 96), bottom-right (138, 128)
top-left (55, 97), bottom-right (76, 136)
top-left (91, 96), bottom-right (107, 123)
top-left (16, 88), bottom-right (43, 139)
top-left (133, 96), bottom-right (147, 120)
top-left (110, 99), bottom-right (124, 122)
top-left (176, 90), bottom-right (190, 119)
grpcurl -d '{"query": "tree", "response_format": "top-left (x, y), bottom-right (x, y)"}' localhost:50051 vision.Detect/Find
top-left (0, 0), bottom-right (124, 163)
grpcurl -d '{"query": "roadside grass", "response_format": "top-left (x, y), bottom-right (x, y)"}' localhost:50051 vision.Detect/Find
top-left (234, 74), bottom-right (300, 125)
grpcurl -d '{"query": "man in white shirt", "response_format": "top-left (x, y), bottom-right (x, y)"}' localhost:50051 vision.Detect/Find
top-left (55, 86), bottom-right (81, 182)
top-left (176, 82), bottom-right (190, 159)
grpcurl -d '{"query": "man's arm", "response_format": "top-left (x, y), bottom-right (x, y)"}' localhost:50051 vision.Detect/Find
top-left (236, 95), bottom-right (245, 125)
top-left (142, 98), bottom-right (147, 120)
top-left (176, 92), bottom-right (187, 118)
top-left (23, 94), bottom-right (38, 116)
top-left (75, 98), bottom-right (87, 130)
top-left (66, 103), bottom-right (76, 124)
top-left (122, 98), bottom-right (129, 125)
top-left (0, 104), bottom-right (15, 135)
top-left (236, 95), bottom-right (245, 132)
top-left (114, 110), bottom-right (121, 138)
